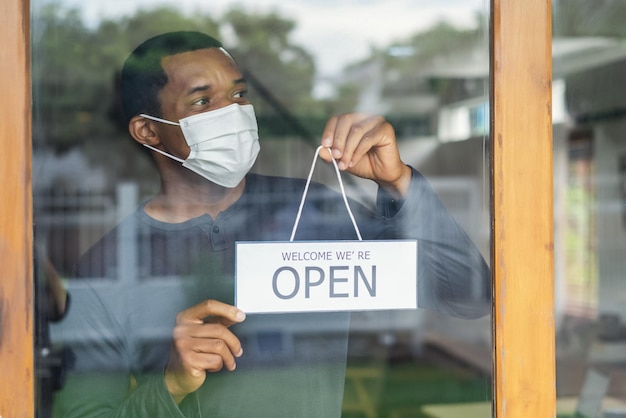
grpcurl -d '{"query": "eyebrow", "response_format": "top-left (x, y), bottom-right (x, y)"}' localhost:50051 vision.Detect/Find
top-left (185, 78), bottom-right (247, 96)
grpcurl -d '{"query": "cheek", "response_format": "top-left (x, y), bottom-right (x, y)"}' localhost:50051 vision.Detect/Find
top-left (161, 127), bottom-right (191, 159)
top-left (179, 144), bottom-right (191, 159)
top-left (175, 136), bottom-right (192, 159)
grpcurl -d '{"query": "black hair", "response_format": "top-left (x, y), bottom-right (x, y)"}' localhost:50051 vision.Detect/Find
top-left (120, 31), bottom-right (223, 123)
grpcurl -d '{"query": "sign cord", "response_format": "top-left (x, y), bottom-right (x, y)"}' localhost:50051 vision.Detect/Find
top-left (290, 146), bottom-right (363, 241)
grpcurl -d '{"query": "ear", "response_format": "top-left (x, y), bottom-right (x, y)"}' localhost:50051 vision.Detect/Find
top-left (128, 115), bottom-right (160, 146)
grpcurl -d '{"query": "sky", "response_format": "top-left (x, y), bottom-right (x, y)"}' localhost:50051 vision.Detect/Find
top-left (39, 0), bottom-right (487, 76)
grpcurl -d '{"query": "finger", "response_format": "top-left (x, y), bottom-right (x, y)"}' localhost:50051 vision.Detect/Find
top-left (185, 338), bottom-right (240, 372)
top-left (176, 299), bottom-right (246, 325)
top-left (186, 351), bottom-right (229, 373)
top-left (349, 118), bottom-right (394, 168)
top-left (325, 114), bottom-right (356, 163)
top-left (174, 323), bottom-right (243, 359)
top-left (341, 115), bottom-right (387, 169)
top-left (321, 114), bottom-right (382, 170)
top-left (320, 115), bottom-right (339, 151)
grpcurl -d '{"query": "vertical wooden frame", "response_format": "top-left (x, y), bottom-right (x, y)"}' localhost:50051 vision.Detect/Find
top-left (491, 1), bottom-right (556, 417)
top-left (0, 0), bottom-right (34, 417)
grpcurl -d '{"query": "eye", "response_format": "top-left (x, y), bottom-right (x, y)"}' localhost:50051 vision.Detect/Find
top-left (192, 97), bottom-right (209, 106)
top-left (233, 90), bottom-right (248, 99)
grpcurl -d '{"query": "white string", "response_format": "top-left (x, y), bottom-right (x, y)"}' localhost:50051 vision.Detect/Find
top-left (139, 113), bottom-right (180, 126)
top-left (290, 146), bottom-right (363, 241)
top-left (142, 143), bottom-right (185, 163)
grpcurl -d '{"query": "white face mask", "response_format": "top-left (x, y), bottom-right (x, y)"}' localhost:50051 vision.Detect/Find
top-left (140, 103), bottom-right (260, 188)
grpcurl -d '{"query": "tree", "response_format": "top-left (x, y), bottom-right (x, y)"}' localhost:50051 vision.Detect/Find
top-left (222, 8), bottom-right (319, 116)
top-left (553, 0), bottom-right (626, 38)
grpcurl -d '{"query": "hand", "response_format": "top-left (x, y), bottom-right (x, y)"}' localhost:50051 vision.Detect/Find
top-left (164, 300), bottom-right (246, 403)
top-left (319, 113), bottom-right (412, 198)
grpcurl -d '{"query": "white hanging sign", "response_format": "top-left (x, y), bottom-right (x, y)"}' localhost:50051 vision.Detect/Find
top-left (235, 240), bottom-right (417, 313)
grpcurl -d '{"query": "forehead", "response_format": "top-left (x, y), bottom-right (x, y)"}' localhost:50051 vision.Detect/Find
top-left (160, 48), bottom-right (241, 91)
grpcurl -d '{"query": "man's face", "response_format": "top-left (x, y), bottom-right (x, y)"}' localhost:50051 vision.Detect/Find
top-left (155, 47), bottom-right (249, 159)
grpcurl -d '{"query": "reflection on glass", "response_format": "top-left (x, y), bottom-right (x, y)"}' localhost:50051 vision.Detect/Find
top-left (32, 1), bottom-right (493, 417)
top-left (552, 1), bottom-right (626, 417)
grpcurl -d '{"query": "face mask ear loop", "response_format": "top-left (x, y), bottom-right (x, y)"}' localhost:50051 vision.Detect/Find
top-left (142, 143), bottom-right (185, 163)
top-left (139, 113), bottom-right (180, 126)
top-left (290, 145), bottom-right (363, 242)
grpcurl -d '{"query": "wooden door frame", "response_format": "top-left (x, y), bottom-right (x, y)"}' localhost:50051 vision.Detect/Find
top-left (0, 0), bottom-right (556, 416)
top-left (0, 0), bottom-right (34, 417)
top-left (491, 1), bottom-right (556, 417)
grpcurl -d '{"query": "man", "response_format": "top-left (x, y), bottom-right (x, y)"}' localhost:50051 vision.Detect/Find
top-left (55, 31), bottom-right (490, 417)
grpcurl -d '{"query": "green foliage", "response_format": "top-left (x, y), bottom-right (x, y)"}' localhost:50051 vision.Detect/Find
top-left (385, 19), bottom-right (484, 87)
top-left (223, 8), bottom-right (318, 117)
top-left (32, 2), bottom-right (320, 156)
top-left (405, 19), bottom-right (483, 65)
top-left (554, 0), bottom-right (626, 37)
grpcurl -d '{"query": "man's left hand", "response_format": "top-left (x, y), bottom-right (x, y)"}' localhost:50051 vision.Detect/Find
top-left (320, 113), bottom-right (412, 198)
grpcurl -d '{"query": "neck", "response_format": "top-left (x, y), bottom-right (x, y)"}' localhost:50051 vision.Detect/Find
top-left (145, 169), bottom-right (246, 222)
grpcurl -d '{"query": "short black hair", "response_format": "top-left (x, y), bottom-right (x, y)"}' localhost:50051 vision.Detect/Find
top-left (120, 31), bottom-right (223, 123)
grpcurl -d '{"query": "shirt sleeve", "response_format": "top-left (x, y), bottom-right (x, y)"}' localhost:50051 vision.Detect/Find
top-left (56, 371), bottom-right (191, 418)
top-left (375, 167), bottom-right (492, 319)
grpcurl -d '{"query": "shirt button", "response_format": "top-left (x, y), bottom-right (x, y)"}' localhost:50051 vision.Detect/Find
top-left (212, 225), bottom-right (220, 233)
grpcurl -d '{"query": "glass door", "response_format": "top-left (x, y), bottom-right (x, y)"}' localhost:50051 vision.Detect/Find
top-left (30, 1), bottom-right (493, 417)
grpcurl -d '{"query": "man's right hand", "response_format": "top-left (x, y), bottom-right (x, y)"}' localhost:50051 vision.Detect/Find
top-left (164, 299), bottom-right (246, 403)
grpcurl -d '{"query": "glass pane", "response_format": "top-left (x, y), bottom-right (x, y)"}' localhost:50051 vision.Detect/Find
top-left (32, 1), bottom-right (493, 417)
top-left (552, 1), bottom-right (626, 417)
